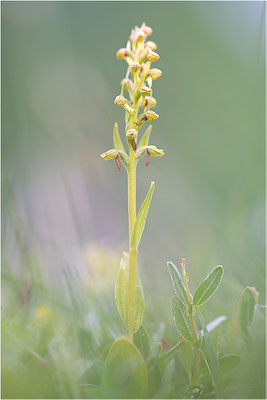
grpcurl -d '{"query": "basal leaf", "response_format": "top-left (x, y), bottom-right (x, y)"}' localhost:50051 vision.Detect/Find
top-left (102, 337), bottom-right (148, 398)
top-left (239, 287), bottom-right (256, 338)
top-left (167, 262), bottom-right (188, 305)
top-left (131, 182), bottom-right (155, 248)
top-left (113, 122), bottom-right (125, 152)
top-left (115, 253), bottom-right (144, 334)
top-left (193, 266), bottom-right (223, 307)
top-left (172, 297), bottom-right (194, 343)
top-left (137, 125), bottom-right (152, 149)
top-left (133, 325), bottom-right (150, 359)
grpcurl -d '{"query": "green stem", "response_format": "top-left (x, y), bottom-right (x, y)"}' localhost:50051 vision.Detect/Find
top-left (127, 102), bottom-right (138, 341)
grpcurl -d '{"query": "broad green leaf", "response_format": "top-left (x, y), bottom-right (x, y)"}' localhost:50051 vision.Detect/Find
top-left (172, 297), bottom-right (194, 343)
top-left (137, 125), bottom-right (152, 149)
top-left (201, 354), bottom-right (241, 379)
top-left (239, 287), bottom-right (256, 338)
top-left (133, 325), bottom-right (150, 359)
top-left (115, 253), bottom-right (144, 334)
top-left (113, 122), bottom-right (125, 152)
top-left (167, 261), bottom-right (188, 305)
top-left (193, 266), bottom-right (223, 307)
top-left (219, 354), bottom-right (241, 372)
top-left (131, 182), bottom-right (155, 248)
top-left (197, 308), bottom-right (225, 398)
top-left (102, 337), bottom-right (148, 398)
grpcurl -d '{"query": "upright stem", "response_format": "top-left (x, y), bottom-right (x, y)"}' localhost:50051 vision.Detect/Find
top-left (127, 100), bottom-right (138, 341)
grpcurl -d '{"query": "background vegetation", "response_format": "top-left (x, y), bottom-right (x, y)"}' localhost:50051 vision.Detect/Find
top-left (2, 2), bottom-right (265, 398)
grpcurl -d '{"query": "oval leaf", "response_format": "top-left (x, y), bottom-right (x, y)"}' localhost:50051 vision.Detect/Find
top-left (133, 325), bottom-right (150, 359)
top-left (113, 122), bottom-right (125, 152)
top-left (115, 253), bottom-right (144, 334)
top-left (239, 287), bottom-right (256, 338)
top-left (172, 297), bottom-right (194, 343)
top-left (131, 181), bottom-right (155, 248)
top-left (167, 262), bottom-right (188, 305)
top-left (102, 337), bottom-right (148, 398)
top-left (193, 266), bottom-right (223, 307)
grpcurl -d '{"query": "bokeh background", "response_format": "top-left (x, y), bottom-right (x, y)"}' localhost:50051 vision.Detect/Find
top-left (2, 1), bottom-right (265, 399)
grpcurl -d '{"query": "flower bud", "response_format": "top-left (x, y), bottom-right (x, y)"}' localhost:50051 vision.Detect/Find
top-left (116, 48), bottom-right (127, 59)
top-left (126, 129), bottom-right (137, 140)
top-left (149, 68), bottom-right (162, 80)
top-left (141, 23), bottom-right (152, 36)
top-left (116, 48), bottom-right (134, 59)
top-left (145, 96), bottom-right (157, 108)
top-left (140, 86), bottom-right (152, 96)
top-left (145, 110), bottom-right (159, 122)
top-left (146, 41), bottom-right (157, 51)
top-left (100, 149), bottom-right (118, 160)
top-left (131, 61), bottom-right (141, 72)
top-left (136, 29), bottom-right (146, 41)
top-left (121, 78), bottom-right (134, 91)
top-left (114, 95), bottom-right (126, 106)
top-left (147, 50), bottom-right (160, 62)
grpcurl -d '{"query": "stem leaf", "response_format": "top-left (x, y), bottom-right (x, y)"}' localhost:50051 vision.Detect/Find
top-left (167, 261), bottom-right (188, 305)
top-left (193, 266), bottom-right (223, 307)
top-left (133, 325), bottom-right (150, 359)
top-left (137, 125), bottom-right (152, 149)
top-left (115, 253), bottom-right (144, 334)
top-left (102, 337), bottom-right (148, 398)
top-left (172, 296), bottom-right (194, 343)
top-left (113, 122), bottom-right (125, 152)
top-left (239, 287), bottom-right (256, 339)
top-left (131, 181), bottom-right (155, 248)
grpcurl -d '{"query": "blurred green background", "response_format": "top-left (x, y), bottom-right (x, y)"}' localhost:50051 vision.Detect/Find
top-left (2, 1), bottom-right (265, 399)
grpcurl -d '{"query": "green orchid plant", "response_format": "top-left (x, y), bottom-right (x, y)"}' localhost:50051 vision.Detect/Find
top-left (101, 23), bottom-right (163, 342)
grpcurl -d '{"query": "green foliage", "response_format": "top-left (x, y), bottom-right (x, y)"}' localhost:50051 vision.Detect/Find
top-left (131, 181), bottom-right (155, 248)
top-left (197, 308), bottom-right (225, 398)
top-left (102, 337), bottom-right (148, 398)
top-left (172, 297), bottom-right (194, 343)
top-left (113, 122), bottom-right (125, 153)
top-left (133, 325), bottom-right (150, 359)
top-left (239, 287), bottom-right (256, 341)
top-left (193, 266), bottom-right (223, 307)
top-left (137, 125), bottom-right (152, 150)
top-left (115, 253), bottom-right (144, 334)
top-left (167, 261), bottom-right (188, 305)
